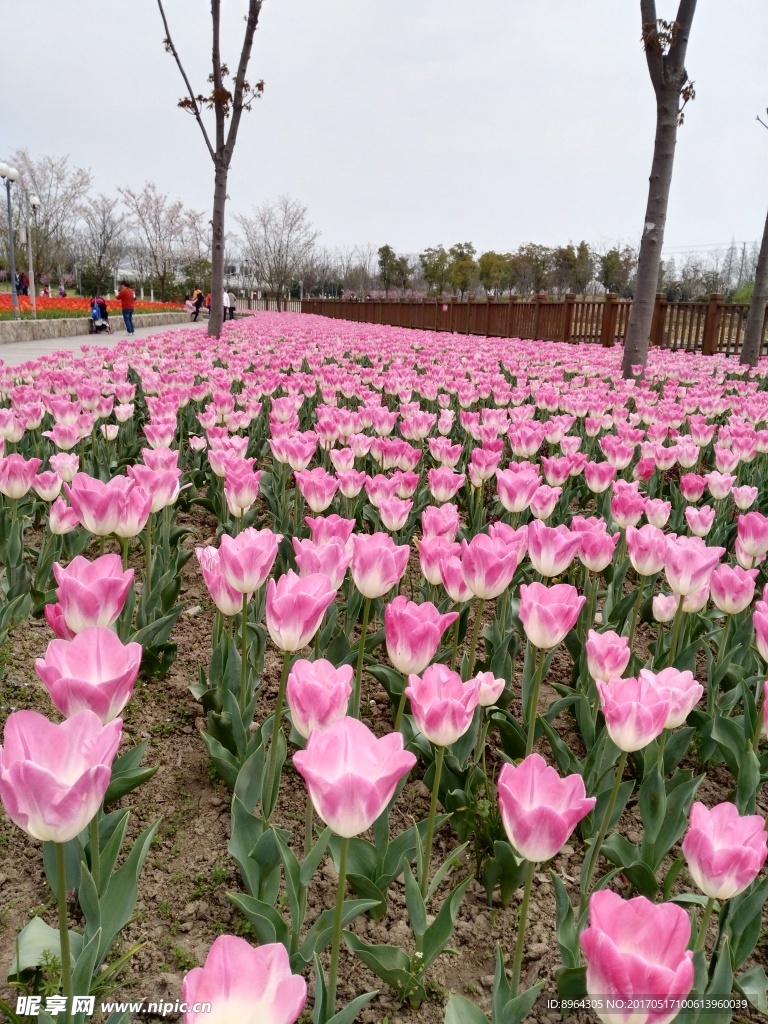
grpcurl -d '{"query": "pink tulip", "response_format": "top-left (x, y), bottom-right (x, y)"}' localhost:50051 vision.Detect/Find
top-left (336, 468), bottom-right (367, 498)
top-left (141, 446), bottom-right (179, 471)
top-left (35, 627), bottom-right (141, 723)
top-left (49, 498), bottom-right (80, 535)
top-left (732, 485), bottom-right (758, 511)
top-left (265, 571), bottom-right (336, 651)
top-left (680, 473), bottom-right (706, 502)
top-left (710, 564), bottom-right (758, 615)
top-left (527, 520), bottom-right (582, 578)
top-left (685, 504), bottom-right (715, 538)
top-left (422, 503), bottom-right (460, 541)
top-left (639, 667), bottom-right (703, 729)
top-left (737, 511), bottom-right (768, 560)
top-left (626, 524), bottom-right (667, 576)
top-left (439, 553), bottom-right (474, 603)
top-left (64, 473), bottom-right (150, 538)
top-left (664, 536), bottom-right (724, 597)
top-left (218, 528), bottom-right (282, 594)
top-left (405, 664), bottom-right (479, 746)
top-left (285, 658), bottom-right (353, 739)
top-left (126, 464), bottom-right (182, 515)
top-left (49, 452), bottom-right (79, 483)
top-left (497, 754), bottom-right (595, 862)
top-left (577, 525), bottom-right (620, 574)
top-left (293, 716), bottom-right (416, 837)
top-left (417, 535), bottom-right (460, 587)
top-left (0, 710), bottom-right (122, 843)
top-left (292, 537), bottom-right (352, 591)
top-left (584, 460), bottom-right (617, 494)
top-left (706, 471), bottom-right (736, 501)
top-left (349, 532), bottom-right (410, 599)
top-left (305, 514), bottom-right (356, 547)
top-left (681, 801), bottom-right (768, 900)
top-left (474, 671), bottom-right (506, 707)
top-left (529, 484), bottom-right (561, 520)
top-left (181, 935), bottom-right (307, 1024)
top-left (0, 454), bottom-right (42, 499)
top-left (597, 676), bottom-right (669, 751)
top-left (222, 464), bottom-right (262, 518)
top-left (52, 553), bottom-right (134, 633)
top-left (585, 629), bottom-right (631, 683)
top-left (379, 495), bottom-right (413, 532)
top-left (495, 467), bottom-right (540, 513)
top-left (32, 470), bottom-right (63, 502)
top-left (295, 467), bottom-right (338, 513)
top-left (611, 490), bottom-right (646, 530)
top-left (653, 592), bottom-right (679, 623)
top-left (428, 467), bottom-right (465, 503)
top-left (460, 534), bottom-right (519, 600)
top-left (196, 545), bottom-right (245, 617)
top-left (487, 521), bottom-right (529, 564)
top-left (644, 498), bottom-right (671, 528)
top-left (519, 582), bottom-right (585, 649)
top-left (385, 596), bottom-right (458, 676)
top-left (581, 890), bottom-right (694, 1024)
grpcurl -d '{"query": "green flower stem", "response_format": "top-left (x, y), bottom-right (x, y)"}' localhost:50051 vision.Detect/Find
top-left (627, 578), bottom-right (645, 653)
top-left (145, 512), bottom-right (153, 589)
top-left (524, 647), bottom-right (545, 756)
top-left (421, 745), bottom-right (446, 899)
top-left (55, 843), bottom-right (73, 1023)
top-left (694, 896), bottom-right (717, 952)
top-left (90, 815), bottom-right (100, 894)
top-left (327, 835), bottom-right (350, 1015)
top-left (352, 597), bottom-right (372, 718)
top-left (393, 674), bottom-right (408, 733)
top-left (752, 683), bottom-right (765, 750)
top-left (585, 572), bottom-right (597, 632)
top-left (265, 651), bottom-right (291, 822)
top-left (465, 598), bottom-right (486, 681)
top-left (657, 728), bottom-right (668, 775)
top-left (668, 594), bottom-right (685, 665)
top-left (304, 792), bottom-right (314, 858)
top-left (511, 859), bottom-right (537, 997)
top-left (118, 536), bottom-right (128, 572)
top-left (715, 613), bottom-right (732, 668)
top-left (450, 615), bottom-right (461, 672)
top-left (239, 592), bottom-right (249, 711)
top-left (580, 749), bottom-right (628, 915)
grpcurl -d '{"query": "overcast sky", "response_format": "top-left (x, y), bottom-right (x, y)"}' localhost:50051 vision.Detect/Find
top-left (2, 1), bottom-right (767, 258)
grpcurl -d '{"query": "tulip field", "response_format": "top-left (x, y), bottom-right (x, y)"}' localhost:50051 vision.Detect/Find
top-left (1, 312), bottom-right (768, 1024)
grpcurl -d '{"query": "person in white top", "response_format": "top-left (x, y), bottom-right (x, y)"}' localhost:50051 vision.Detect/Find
top-left (222, 289), bottom-right (230, 322)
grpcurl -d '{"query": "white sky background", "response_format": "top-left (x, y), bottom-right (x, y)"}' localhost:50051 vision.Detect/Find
top-left (2, 0), bottom-right (767, 256)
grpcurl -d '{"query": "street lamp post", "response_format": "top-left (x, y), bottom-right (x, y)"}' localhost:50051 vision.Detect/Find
top-left (24, 191), bottom-right (41, 319)
top-left (0, 162), bottom-right (21, 319)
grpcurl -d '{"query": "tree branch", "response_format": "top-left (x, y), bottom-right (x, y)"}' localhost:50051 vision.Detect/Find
top-left (225, 1), bottom-right (263, 162)
top-left (211, 0), bottom-right (225, 154)
top-left (668, 0), bottom-right (697, 73)
top-left (156, 0), bottom-right (216, 163)
top-left (639, 0), bottom-right (664, 94)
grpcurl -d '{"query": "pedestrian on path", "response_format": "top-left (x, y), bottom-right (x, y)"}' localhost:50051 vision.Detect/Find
top-left (116, 281), bottom-right (136, 335)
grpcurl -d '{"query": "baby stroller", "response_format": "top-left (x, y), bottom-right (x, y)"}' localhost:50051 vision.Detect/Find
top-left (89, 296), bottom-right (113, 335)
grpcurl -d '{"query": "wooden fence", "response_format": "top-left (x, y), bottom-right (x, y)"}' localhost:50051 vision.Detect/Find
top-left (300, 293), bottom-right (768, 358)
top-left (235, 297), bottom-right (303, 312)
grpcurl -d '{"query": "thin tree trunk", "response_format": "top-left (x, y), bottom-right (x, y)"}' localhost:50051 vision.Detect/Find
top-left (739, 205), bottom-right (768, 366)
top-left (622, 91), bottom-right (679, 377)
top-left (208, 161), bottom-right (227, 338)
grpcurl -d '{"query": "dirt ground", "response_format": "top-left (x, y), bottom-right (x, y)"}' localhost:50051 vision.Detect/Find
top-left (0, 507), bottom-right (766, 1024)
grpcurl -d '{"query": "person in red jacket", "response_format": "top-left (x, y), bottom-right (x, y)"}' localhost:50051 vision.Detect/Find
top-left (116, 281), bottom-right (135, 335)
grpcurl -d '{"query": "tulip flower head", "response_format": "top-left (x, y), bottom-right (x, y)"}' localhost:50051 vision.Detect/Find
top-left (497, 754), bottom-right (595, 863)
top-left (293, 716), bottom-right (416, 837)
top-left (681, 801), bottom-right (767, 901)
top-left (181, 935), bottom-right (307, 1024)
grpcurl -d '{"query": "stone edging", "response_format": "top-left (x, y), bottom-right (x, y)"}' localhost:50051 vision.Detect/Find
top-left (0, 312), bottom-right (190, 345)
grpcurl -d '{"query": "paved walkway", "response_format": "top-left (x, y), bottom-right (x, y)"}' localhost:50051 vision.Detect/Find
top-left (0, 320), bottom-right (206, 368)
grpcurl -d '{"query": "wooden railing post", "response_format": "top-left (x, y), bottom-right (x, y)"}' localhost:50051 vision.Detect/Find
top-left (600, 293), bottom-right (618, 347)
top-left (650, 292), bottom-right (666, 347)
top-left (532, 292), bottom-right (547, 340)
top-left (701, 293), bottom-right (724, 355)
top-left (505, 295), bottom-right (517, 338)
top-left (561, 293), bottom-right (576, 342)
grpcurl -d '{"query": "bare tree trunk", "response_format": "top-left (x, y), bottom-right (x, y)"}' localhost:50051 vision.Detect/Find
top-left (739, 205), bottom-right (768, 366)
top-left (621, 0), bottom-right (697, 378)
top-left (621, 96), bottom-right (679, 376)
top-left (209, 161), bottom-right (227, 338)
